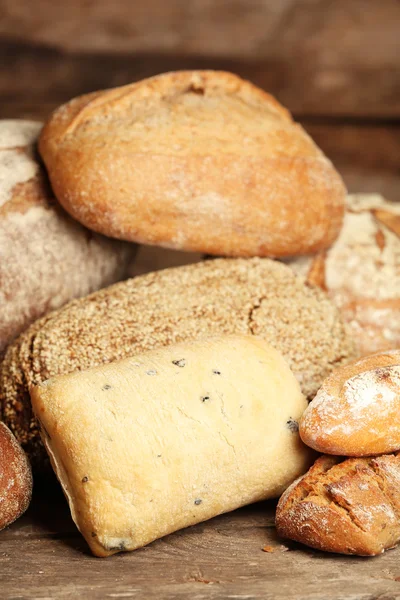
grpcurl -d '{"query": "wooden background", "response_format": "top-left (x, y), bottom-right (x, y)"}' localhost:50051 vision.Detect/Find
top-left (1, 1), bottom-right (400, 598)
top-left (1, 0), bottom-right (400, 203)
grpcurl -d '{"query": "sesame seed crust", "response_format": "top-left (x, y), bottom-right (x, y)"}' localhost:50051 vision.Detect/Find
top-left (0, 257), bottom-right (355, 471)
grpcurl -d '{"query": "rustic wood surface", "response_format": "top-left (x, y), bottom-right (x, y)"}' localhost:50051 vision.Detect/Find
top-left (2, 481), bottom-right (400, 600)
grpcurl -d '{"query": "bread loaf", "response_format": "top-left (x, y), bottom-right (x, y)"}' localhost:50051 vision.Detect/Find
top-left (276, 453), bottom-right (400, 556)
top-left (299, 350), bottom-right (400, 456)
top-left (31, 335), bottom-right (313, 556)
top-left (287, 193), bottom-right (400, 356)
top-left (0, 119), bottom-right (136, 353)
top-left (0, 258), bottom-right (355, 471)
top-left (39, 70), bottom-right (346, 257)
top-left (0, 421), bottom-right (32, 531)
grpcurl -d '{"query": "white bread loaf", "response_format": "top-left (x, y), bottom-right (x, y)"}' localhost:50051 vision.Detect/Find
top-left (31, 335), bottom-right (313, 556)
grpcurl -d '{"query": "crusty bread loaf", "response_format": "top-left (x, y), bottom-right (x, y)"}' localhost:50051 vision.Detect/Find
top-left (299, 350), bottom-right (400, 457)
top-left (0, 421), bottom-right (32, 531)
top-left (276, 453), bottom-right (400, 556)
top-left (287, 193), bottom-right (400, 356)
top-left (0, 257), bottom-right (355, 471)
top-left (0, 119), bottom-right (136, 353)
top-left (31, 335), bottom-right (313, 556)
top-left (39, 70), bottom-right (346, 258)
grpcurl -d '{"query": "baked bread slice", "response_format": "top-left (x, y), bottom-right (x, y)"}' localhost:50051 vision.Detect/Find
top-left (39, 70), bottom-right (346, 257)
top-left (0, 119), bottom-right (136, 353)
top-left (276, 454), bottom-right (400, 556)
top-left (0, 257), bottom-right (355, 471)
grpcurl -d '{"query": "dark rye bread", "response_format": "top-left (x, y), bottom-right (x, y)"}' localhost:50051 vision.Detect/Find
top-left (276, 454), bottom-right (400, 556)
top-left (0, 258), bottom-right (355, 471)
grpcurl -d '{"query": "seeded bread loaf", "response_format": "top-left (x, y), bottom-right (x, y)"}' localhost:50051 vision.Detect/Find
top-left (31, 335), bottom-right (313, 556)
top-left (299, 350), bottom-right (400, 457)
top-left (276, 453), bottom-right (400, 556)
top-left (287, 194), bottom-right (400, 356)
top-left (39, 70), bottom-right (346, 257)
top-left (0, 119), bottom-right (136, 354)
top-left (0, 258), bottom-right (355, 471)
top-left (0, 421), bottom-right (32, 531)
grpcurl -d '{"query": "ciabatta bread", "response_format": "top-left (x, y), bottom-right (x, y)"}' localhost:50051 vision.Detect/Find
top-left (39, 70), bottom-right (346, 257)
top-left (287, 194), bottom-right (400, 356)
top-left (0, 258), bottom-right (355, 471)
top-left (31, 335), bottom-right (313, 556)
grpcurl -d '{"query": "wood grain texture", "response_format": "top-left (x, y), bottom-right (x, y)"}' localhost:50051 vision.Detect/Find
top-left (2, 485), bottom-right (400, 599)
top-left (0, 0), bottom-right (400, 117)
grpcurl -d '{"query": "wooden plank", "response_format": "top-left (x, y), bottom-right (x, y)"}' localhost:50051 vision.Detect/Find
top-left (305, 123), bottom-right (400, 202)
top-left (1, 487), bottom-right (400, 599)
top-left (0, 0), bottom-right (400, 117)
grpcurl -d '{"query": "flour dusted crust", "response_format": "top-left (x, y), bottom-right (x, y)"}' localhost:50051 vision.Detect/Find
top-left (0, 119), bottom-right (136, 353)
top-left (31, 335), bottom-right (313, 556)
top-left (39, 70), bottom-right (346, 257)
top-left (300, 350), bottom-right (400, 456)
top-left (276, 453), bottom-right (400, 556)
top-left (287, 193), bottom-right (400, 356)
top-left (0, 421), bottom-right (32, 531)
top-left (0, 257), bottom-right (355, 471)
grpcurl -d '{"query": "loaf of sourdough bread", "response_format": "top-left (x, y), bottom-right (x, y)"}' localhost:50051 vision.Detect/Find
top-left (0, 119), bottom-right (136, 353)
top-left (39, 70), bottom-right (346, 257)
top-left (299, 350), bottom-right (400, 457)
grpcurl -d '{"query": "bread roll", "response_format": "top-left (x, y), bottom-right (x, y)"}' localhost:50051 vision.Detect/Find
top-left (0, 258), bottom-right (355, 471)
top-left (39, 70), bottom-right (346, 257)
top-left (276, 454), bottom-right (400, 556)
top-left (0, 421), bottom-right (32, 530)
top-left (299, 350), bottom-right (400, 456)
top-left (0, 119), bottom-right (136, 353)
top-left (31, 335), bottom-right (313, 556)
top-left (287, 193), bottom-right (400, 356)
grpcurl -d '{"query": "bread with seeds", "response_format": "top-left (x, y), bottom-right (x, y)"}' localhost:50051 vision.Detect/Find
top-left (39, 70), bottom-right (346, 257)
top-left (0, 119), bottom-right (136, 354)
top-left (276, 453), bottom-right (400, 556)
top-left (287, 193), bottom-right (400, 356)
top-left (0, 257), bottom-right (355, 471)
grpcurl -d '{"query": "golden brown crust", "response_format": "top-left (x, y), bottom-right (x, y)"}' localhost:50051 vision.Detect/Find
top-left (0, 421), bottom-right (32, 530)
top-left (0, 257), bottom-right (355, 471)
top-left (0, 119), bottom-right (136, 353)
top-left (287, 193), bottom-right (400, 356)
top-left (299, 351), bottom-right (400, 456)
top-left (276, 454), bottom-right (400, 556)
top-left (39, 70), bottom-right (346, 257)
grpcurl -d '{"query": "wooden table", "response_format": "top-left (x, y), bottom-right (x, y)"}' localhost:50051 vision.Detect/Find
top-left (3, 482), bottom-right (400, 600)
top-left (1, 1), bottom-right (400, 597)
